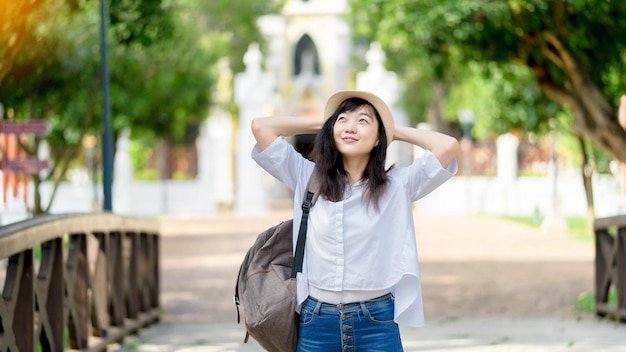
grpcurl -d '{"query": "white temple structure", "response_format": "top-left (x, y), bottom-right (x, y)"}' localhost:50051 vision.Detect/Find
top-left (229, 0), bottom-right (409, 213)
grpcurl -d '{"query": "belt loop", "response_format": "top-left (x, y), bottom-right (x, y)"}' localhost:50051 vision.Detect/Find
top-left (360, 302), bottom-right (370, 317)
top-left (313, 301), bottom-right (322, 316)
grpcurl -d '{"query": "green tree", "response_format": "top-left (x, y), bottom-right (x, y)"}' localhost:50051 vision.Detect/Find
top-left (351, 0), bottom-right (626, 224)
top-left (350, 0), bottom-right (626, 163)
top-left (0, 0), bottom-right (99, 214)
top-left (108, 6), bottom-right (214, 143)
top-left (0, 0), bottom-right (219, 214)
top-left (193, 0), bottom-right (280, 73)
top-left (1, 0), bottom-right (279, 214)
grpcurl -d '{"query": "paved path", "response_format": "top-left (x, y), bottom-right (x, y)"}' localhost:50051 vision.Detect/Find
top-left (120, 211), bottom-right (626, 351)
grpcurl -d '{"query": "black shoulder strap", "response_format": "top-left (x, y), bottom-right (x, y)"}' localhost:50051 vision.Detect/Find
top-left (290, 169), bottom-right (319, 278)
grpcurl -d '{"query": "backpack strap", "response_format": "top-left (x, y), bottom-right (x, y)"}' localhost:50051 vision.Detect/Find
top-left (290, 169), bottom-right (319, 278)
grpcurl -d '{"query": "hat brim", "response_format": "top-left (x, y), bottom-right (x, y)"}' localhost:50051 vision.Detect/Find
top-left (324, 90), bottom-right (395, 147)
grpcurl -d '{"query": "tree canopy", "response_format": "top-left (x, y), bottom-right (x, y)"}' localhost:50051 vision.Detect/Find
top-left (350, 0), bottom-right (626, 162)
top-left (0, 0), bottom-right (277, 213)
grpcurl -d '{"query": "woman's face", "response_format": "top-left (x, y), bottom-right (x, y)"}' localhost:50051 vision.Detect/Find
top-left (333, 104), bottom-right (380, 159)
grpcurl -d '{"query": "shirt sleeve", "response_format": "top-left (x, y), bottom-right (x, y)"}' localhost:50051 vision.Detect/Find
top-left (402, 150), bottom-right (458, 202)
top-left (251, 137), bottom-right (314, 192)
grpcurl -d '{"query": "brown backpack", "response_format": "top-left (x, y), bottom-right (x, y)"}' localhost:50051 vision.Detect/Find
top-left (234, 173), bottom-right (319, 352)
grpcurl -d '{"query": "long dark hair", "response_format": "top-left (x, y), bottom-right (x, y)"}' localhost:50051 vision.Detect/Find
top-left (311, 98), bottom-right (390, 209)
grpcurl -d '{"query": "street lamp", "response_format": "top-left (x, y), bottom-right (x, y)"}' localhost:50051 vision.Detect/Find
top-left (458, 109), bottom-right (475, 139)
top-left (100, 0), bottom-right (113, 211)
top-left (458, 110), bottom-right (475, 176)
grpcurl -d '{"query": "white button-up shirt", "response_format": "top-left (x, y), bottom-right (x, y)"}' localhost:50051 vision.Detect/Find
top-left (252, 137), bottom-right (457, 327)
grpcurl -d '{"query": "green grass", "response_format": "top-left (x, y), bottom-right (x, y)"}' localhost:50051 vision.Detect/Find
top-left (565, 217), bottom-right (595, 242)
top-left (574, 291), bottom-right (595, 313)
top-left (496, 215), bottom-right (594, 242)
top-left (574, 288), bottom-right (618, 314)
top-left (499, 215), bottom-right (541, 228)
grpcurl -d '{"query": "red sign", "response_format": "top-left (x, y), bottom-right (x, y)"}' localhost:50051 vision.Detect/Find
top-left (0, 120), bottom-right (49, 136)
top-left (1, 158), bottom-right (49, 174)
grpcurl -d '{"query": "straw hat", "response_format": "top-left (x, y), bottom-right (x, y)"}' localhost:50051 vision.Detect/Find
top-left (324, 90), bottom-right (395, 147)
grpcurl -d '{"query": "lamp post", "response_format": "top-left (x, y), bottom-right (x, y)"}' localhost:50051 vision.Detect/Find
top-left (99, 0), bottom-right (113, 211)
top-left (458, 110), bottom-right (475, 214)
top-left (458, 110), bottom-right (475, 176)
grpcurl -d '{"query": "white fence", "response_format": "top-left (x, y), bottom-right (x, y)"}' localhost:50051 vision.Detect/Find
top-left (1, 171), bottom-right (624, 225)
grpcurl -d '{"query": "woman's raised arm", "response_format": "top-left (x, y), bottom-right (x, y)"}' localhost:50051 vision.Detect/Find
top-left (393, 125), bottom-right (460, 168)
top-left (251, 116), bottom-right (323, 151)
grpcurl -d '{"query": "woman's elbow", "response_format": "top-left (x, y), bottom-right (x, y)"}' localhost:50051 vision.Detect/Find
top-left (251, 117), bottom-right (269, 142)
top-left (251, 117), bottom-right (263, 136)
top-left (448, 137), bottom-right (461, 156)
top-left (251, 117), bottom-right (277, 150)
top-left (438, 136), bottom-right (460, 168)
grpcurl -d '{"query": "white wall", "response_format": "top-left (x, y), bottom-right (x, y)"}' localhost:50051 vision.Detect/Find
top-left (413, 173), bottom-right (625, 218)
top-left (1, 172), bottom-right (624, 225)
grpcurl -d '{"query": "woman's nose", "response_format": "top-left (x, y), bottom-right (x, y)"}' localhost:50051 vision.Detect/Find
top-left (344, 119), bottom-right (357, 132)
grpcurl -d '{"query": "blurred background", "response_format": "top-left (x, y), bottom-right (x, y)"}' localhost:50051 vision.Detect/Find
top-left (2, 0), bottom-right (626, 236)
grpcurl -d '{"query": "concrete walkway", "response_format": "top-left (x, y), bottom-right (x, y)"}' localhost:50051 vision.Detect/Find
top-left (130, 317), bottom-right (625, 351)
top-left (119, 211), bottom-right (626, 351)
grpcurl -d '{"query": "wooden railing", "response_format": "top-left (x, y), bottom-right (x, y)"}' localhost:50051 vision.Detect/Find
top-left (594, 215), bottom-right (626, 322)
top-left (0, 213), bottom-right (160, 351)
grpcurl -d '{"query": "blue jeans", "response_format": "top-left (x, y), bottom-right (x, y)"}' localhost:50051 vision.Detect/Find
top-left (297, 293), bottom-right (403, 352)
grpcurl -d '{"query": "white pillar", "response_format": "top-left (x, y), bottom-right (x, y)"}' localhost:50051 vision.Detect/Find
top-left (196, 121), bottom-right (218, 214)
top-left (496, 133), bottom-right (519, 216)
top-left (541, 128), bottom-right (567, 234)
top-left (203, 115), bottom-right (233, 206)
top-left (113, 128), bottom-right (132, 215)
top-left (496, 133), bottom-right (519, 185)
top-left (200, 58), bottom-right (232, 210)
top-left (234, 43), bottom-right (274, 214)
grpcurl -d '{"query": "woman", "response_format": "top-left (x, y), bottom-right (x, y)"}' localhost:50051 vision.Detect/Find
top-left (251, 90), bottom-right (459, 351)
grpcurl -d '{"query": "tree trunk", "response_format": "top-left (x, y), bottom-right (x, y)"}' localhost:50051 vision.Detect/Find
top-left (577, 135), bottom-right (595, 233)
top-left (427, 80), bottom-right (455, 136)
top-left (534, 31), bottom-right (626, 164)
top-left (31, 175), bottom-right (43, 215)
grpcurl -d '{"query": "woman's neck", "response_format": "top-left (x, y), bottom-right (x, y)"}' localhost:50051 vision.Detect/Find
top-left (342, 157), bottom-right (368, 185)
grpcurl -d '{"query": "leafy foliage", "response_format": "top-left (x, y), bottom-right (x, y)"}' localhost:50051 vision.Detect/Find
top-left (109, 0), bottom-right (175, 46)
top-left (350, 0), bottom-right (626, 162)
top-left (193, 0), bottom-right (280, 73)
top-left (0, 0), bottom-right (278, 213)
